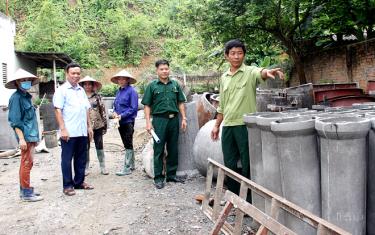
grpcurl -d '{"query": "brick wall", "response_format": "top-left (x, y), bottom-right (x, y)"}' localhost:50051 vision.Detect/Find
top-left (290, 39), bottom-right (375, 91)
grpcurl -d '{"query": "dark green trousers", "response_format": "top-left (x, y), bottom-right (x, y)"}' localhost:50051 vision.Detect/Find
top-left (221, 125), bottom-right (250, 198)
top-left (152, 116), bottom-right (179, 183)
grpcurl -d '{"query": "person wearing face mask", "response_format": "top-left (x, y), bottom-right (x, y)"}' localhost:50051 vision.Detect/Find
top-left (110, 70), bottom-right (138, 176)
top-left (78, 76), bottom-right (109, 175)
top-left (7, 68), bottom-right (43, 202)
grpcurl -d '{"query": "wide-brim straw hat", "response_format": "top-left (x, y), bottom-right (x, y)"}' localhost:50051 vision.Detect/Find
top-left (110, 70), bottom-right (137, 84)
top-left (5, 68), bottom-right (39, 89)
top-left (211, 94), bottom-right (220, 102)
top-left (79, 76), bottom-right (102, 90)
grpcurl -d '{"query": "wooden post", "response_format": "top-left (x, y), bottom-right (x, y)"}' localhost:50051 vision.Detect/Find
top-left (317, 223), bottom-right (328, 235)
top-left (53, 59), bottom-right (57, 91)
top-left (233, 181), bottom-right (248, 235)
top-left (256, 225), bottom-right (267, 235)
top-left (213, 168), bottom-right (225, 220)
top-left (260, 196), bottom-right (281, 235)
top-left (203, 159), bottom-right (351, 235)
top-left (225, 191), bottom-right (297, 235)
top-left (6, 0), bottom-right (9, 16)
top-left (270, 198), bottom-right (280, 219)
top-left (203, 163), bottom-right (214, 211)
top-left (210, 201), bottom-right (234, 235)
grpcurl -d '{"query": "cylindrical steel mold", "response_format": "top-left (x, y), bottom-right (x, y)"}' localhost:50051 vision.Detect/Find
top-left (366, 114), bottom-right (375, 235)
top-left (316, 116), bottom-right (370, 235)
top-left (177, 102), bottom-right (200, 177)
top-left (243, 112), bottom-right (271, 212)
top-left (272, 116), bottom-right (321, 235)
top-left (256, 112), bottom-right (291, 220)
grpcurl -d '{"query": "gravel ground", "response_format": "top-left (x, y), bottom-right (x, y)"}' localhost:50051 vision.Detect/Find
top-left (0, 114), bottom-right (214, 235)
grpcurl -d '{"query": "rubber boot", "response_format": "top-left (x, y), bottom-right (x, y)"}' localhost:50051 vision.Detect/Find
top-left (21, 188), bottom-right (43, 202)
top-left (96, 149), bottom-right (109, 175)
top-left (20, 186), bottom-right (41, 198)
top-left (129, 149), bottom-right (135, 170)
top-left (116, 149), bottom-right (132, 176)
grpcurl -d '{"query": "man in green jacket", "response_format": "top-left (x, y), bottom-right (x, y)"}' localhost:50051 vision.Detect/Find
top-left (142, 59), bottom-right (187, 189)
top-left (211, 39), bottom-right (284, 195)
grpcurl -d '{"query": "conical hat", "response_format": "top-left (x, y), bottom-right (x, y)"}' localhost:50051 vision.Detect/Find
top-left (79, 76), bottom-right (102, 90)
top-left (110, 70), bottom-right (137, 84)
top-left (211, 94), bottom-right (220, 102)
top-left (5, 68), bottom-right (39, 89)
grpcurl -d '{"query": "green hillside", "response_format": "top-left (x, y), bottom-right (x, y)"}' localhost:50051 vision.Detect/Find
top-left (1, 0), bottom-right (221, 77)
top-left (2, 0), bottom-right (374, 86)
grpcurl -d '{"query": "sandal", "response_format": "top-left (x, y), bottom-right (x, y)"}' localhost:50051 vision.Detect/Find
top-left (75, 182), bottom-right (94, 190)
top-left (63, 188), bottom-right (76, 196)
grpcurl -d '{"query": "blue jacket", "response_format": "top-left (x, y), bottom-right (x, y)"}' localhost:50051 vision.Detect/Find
top-left (8, 89), bottom-right (39, 142)
top-left (114, 85), bottom-right (138, 124)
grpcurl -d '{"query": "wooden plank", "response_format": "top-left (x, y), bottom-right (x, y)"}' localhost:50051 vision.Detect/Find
top-left (204, 207), bottom-right (234, 235)
top-left (203, 163), bottom-right (214, 211)
top-left (225, 191), bottom-right (297, 235)
top-left (233, 181), bottom-right (248, 235)
top-left (210, 201), bottom-right (234, 235)
top-left (213, 168), bottom-right (225, 220)
top-left (255, 225), bottom-right (267, 235)
top-left (266, 198), bottom-right (281, 235)
top-left (208, 159), bottom-right (272, 199)
top-left (207, 158), bottom-right (350, 235)
top-left (317, 223), bottom-right (325, 235)
top-left (270, 198), bottom-right (280, 220)
top-left (317, 223), bottom-right (333, 235)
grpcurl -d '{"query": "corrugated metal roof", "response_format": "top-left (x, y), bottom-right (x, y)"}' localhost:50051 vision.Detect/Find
top-left (15, 51), bottom-right (73, 68)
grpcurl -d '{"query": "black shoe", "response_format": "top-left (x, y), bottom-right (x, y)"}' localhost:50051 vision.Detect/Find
top-left (166, 177), bottom-right (185, 184)
top-left (155, 181), bottom-right (164, 189)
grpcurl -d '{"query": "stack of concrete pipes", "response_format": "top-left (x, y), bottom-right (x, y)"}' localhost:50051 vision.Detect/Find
top-left (242, 108), bottom-right (375, 235)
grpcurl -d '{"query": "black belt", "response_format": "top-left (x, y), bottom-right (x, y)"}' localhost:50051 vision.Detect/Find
top-left (153, 112), bottom-right (178, 119)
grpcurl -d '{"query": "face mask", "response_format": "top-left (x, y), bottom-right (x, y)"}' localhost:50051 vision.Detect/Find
top-left (20, 81), bottom-right (32, 90)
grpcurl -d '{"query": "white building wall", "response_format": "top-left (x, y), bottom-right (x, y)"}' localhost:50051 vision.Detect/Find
top-left (0, 12), bottom-right (17, 106)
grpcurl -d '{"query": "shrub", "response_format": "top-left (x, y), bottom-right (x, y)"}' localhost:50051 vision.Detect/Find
top-left (100, 84), bottom-right (118, 97)
top-left (33, 97), bottom-right (49, 106)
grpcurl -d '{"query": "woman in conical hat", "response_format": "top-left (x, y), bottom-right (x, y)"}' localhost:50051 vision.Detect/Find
top-left (111, 70), bottom-right (138, 176)
top-left (7, 68), bottom-right (43, 202)
top-left (78, 76), bottom-right (108, 175)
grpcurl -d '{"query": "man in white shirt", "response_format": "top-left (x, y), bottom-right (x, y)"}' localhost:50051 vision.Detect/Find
top-left (53, 62), bottom-right (94, 196)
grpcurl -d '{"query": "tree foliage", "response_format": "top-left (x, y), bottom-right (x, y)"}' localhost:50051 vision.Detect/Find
top-left (311, 0), bottom-right (375, 42)
top-left (19, 0), bottom-right (67, 52)
top-left (8, 0), bottom-right (165, 68)
top-left (2, 0), bottom-right (374, 84)
top-left (196, 0), bottom-right (375, 84)
top-left (5, 0), bottom-right (220, 73)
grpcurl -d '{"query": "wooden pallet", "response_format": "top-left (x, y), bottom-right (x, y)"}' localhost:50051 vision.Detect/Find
top-left (203, 158), bottom-right (351, 235)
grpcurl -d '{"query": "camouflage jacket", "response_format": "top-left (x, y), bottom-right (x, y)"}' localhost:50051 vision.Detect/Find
top-left (88, 93), bottom-right (108, 132)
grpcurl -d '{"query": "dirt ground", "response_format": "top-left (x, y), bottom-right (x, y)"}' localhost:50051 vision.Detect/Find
top-left (0, 113), bottom-right (214, 235)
